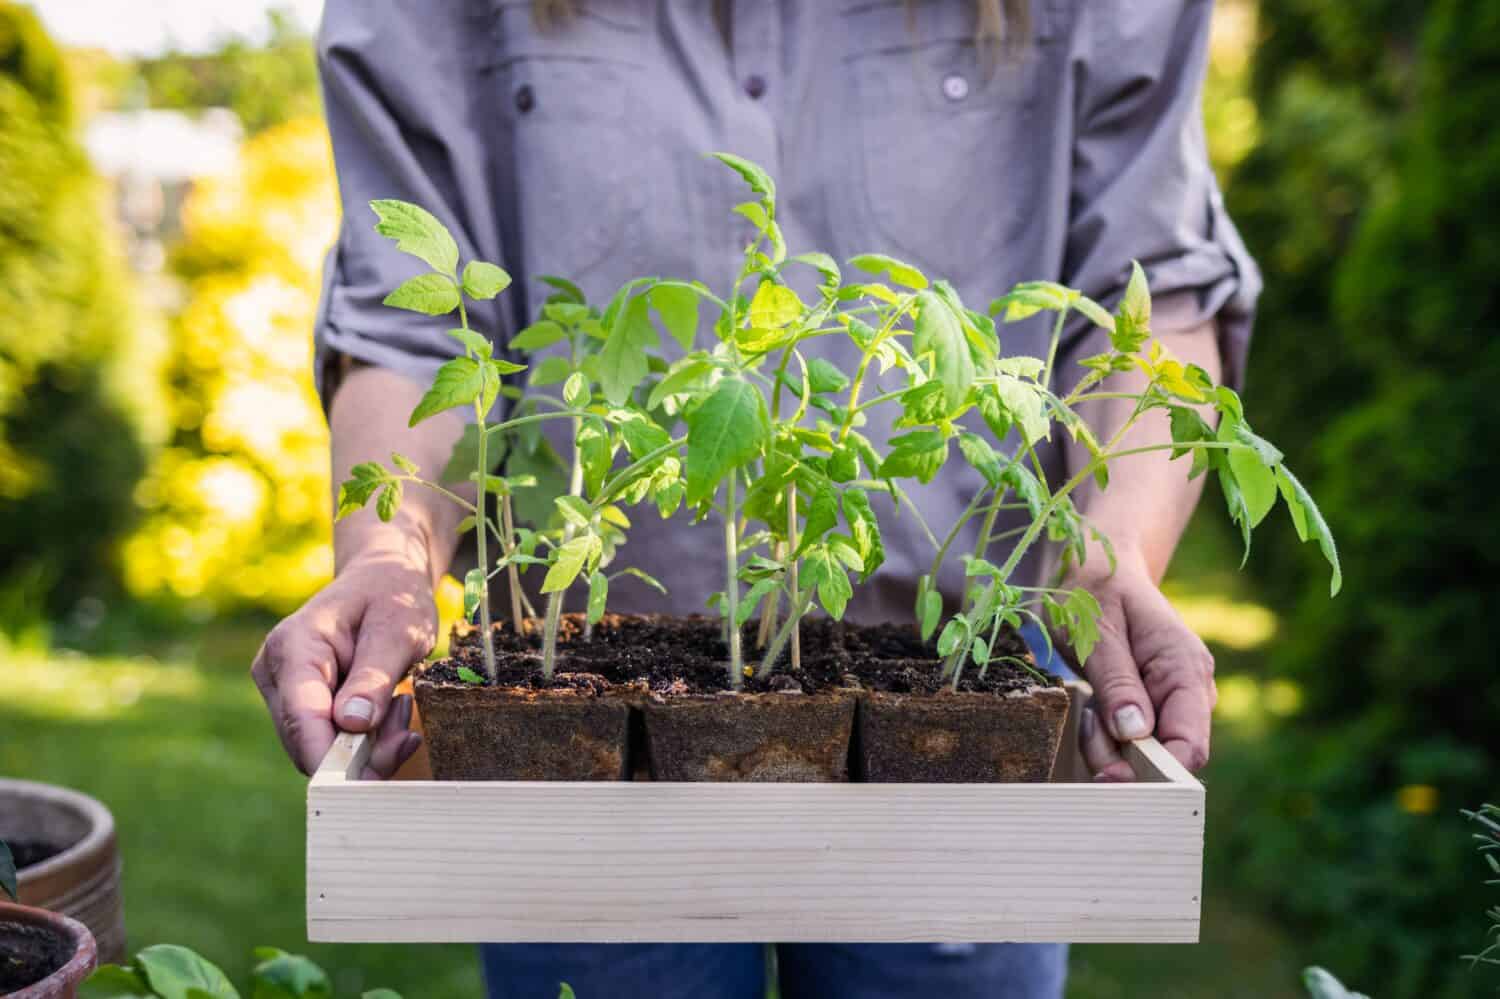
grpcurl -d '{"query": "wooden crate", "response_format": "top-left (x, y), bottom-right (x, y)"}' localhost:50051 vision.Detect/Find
top-left (307, 683), bottom-right (1203, 943)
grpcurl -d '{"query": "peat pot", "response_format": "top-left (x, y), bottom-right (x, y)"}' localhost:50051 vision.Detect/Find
top-left (0, 779), bottom-right (124, 963)
top-left (641, 689), bottom-right (857, 782)
top-left (0, 901), bottom-right (98, 998)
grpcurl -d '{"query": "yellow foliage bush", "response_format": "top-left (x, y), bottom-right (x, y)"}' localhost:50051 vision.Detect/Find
top-left (124, 116), bottom-right (338, 612)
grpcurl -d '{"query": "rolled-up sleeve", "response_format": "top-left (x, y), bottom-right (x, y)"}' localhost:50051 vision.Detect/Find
top-left (1061, 0), bottom-right (1261, 387)
top-left (313, 1), bottom-right (510, 412)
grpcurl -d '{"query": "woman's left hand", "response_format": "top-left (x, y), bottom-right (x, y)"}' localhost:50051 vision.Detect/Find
top-left (1065, 551), bottom-right (1218, 781)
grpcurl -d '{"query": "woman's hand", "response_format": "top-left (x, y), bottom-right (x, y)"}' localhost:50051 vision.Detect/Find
top-left (251, 546), bottom-right (435, 778)
top-left (1065, 549), bottom-right (1217, 781)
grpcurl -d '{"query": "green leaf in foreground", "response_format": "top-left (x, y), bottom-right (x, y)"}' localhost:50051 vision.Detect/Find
top-left (409, 357), bottom-right (483, 426)
top-left (135, 944), bottom-right (239, 999)
top-left (849, 252), bottom-right (928, 290)
top-left (250, 947), bottom-right (331, 999)
top-left (711, 151), bottom-right (776, 206)
top-left (542, 535), bottom-right (596, 594)
top-left (463, 568), bottom-right (485, 622)
top-left (649, 283), bottom-right (700, 350)
top-left (600, 294), bottom-right (658, 406)
top-left (587, 571), bottom-right (609, 625)
top-left (913, 290), bottom-right (975, 411)
top-left (80, 964), bottom-right (153, 997)
top-left (685, 377), bottom-right (770, 506)
top-left (803, 545), bottom-right (853, 620)
top-left (383, 273), bottom-right (460, 316)
top-left (462, 260), bottom-right (512, 300)
top-left (1277, 465), bottom-right (1342, 596)
top-left (370, 199), bottom-right (459, 275)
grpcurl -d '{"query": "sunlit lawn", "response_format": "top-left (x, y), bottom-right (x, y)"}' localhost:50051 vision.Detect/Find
top-left (0, 520), bottom-right (1310, 998)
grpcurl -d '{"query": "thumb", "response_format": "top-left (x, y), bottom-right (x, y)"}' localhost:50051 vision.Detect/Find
top-left (1079, 592), bottom-right (1155, 743)
top-left (334, 601), bottom-right (434, 732)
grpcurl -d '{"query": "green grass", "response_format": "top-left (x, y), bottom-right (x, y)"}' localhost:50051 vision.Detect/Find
top-left (1, 516), bottom-right (1312, 998)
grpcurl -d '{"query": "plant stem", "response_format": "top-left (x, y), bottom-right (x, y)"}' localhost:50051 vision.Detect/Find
top-left (541, 415), bottom-right (585, 680)
top-left (724, 469), bottom-right (744, 687)
top-left (786, 482), bottom-right (801, 672)
top-left (757, 541), bottom-right (782, 649)
top-left (457, 293), bottom-right (498, 682)
top-left (1040, 306), bottom-right (1068, 393)
top-left (500, 492), bottom-right (525, 637)
top-left (760, 585), bottom-right (814, 676)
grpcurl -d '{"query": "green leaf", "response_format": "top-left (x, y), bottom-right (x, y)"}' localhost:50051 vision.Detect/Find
top-left (913, 290), bottom-right (975, 412)
top-left (1276, 466), bottom-right (1342, 596)
top-left (618, 414), bottom-right (671, 458)
top-left (1119, 260), bottom-right (1151, 330)
top-left (803, 545), bottom-right (853, 620)
top-left (841, 488), bottom-right (885, 581)
top-left (600, 294), bottom-right (658, 406)
top-left (748, 281), bottom-right (804, 328)
top-left (529, 356), bottom-right (572, 386)
top-left (685, 378), bottom-right (770, 506)
top-left (849, 252), bottom-right (928, 290)
top-left (456, 666), bottom-right (485, 685)
top-left (989, 281), bottom-right (1071, 322)
top-left (1220, 421), bottom-right (1278, 527)
top-left (538, 275), bottom-right (586, 304)
top-left (587, 571), bottom-right (609, 625)
top-left (797, 484), bottom-right (839, 554)
top-left (542, 535), bottom-right (596, 594)
top-left (1062, 588), bottom-right (1102, 665)
top-left (710, 152), bottom-right (776, 206)
top-left (441, 424), bottom-right (506, 484)
top-left (80, 964), bottom-right (154, 998)
top-left (957, 432), bottom-right (1003, 486)
top-left (389, 452), bottom-right (418, 476)
top-left (383, 273), bottom-right (460, 315)
top-left (375, 481), bottom-right (402, 522)
top-left (736, 577), bottom-right (781, 629)
top-left (1072, 294), bottom-right (1115, 331)
top-left (462, 260), bottom-right (511, 300)
top-left (615, 566), bottom-right (668, 596)
top-left (733, 200), bottom-right (769, 231)
top-left (558, 985), bottom-right (578, 999)
top-left (562, 371), bottom-right (589, 407)
top-left (370, 199), bottom-right (459, 275)
top-left (136, 944), bottom-right (239, 999)
top-left (510, 320), bottom-right (566, 352)
top-left (445, 327), bottom-right (492, 357)
top-left (463, 568), bottom-right (485, 623)
top-left (647, 358), bottom-right (715, 410)
top-left (649, 284), bottom-right (700, 350)
top-left (918, 584), bottom-right (942, 642)
top-left (789, 251), bottom-right (841, 290)
top-left (1301, 967), bottom-right (1369, 999)
top-left (250, 948), bottom-right (331, 999)
top-left (555, 495), bottom-right (593, 530)
top-left (410, 357), bottom-right (484, 425)
top-left (0, 838), bottom-right (15, 900)
top-left (991, 374), bottom-right (1050, 448)
top-left (936, 618), bottom-right (966, 658)
top-left (806, 358), bottom-right (849, 394)
top-left (878, 435), bottom-right (948, 484)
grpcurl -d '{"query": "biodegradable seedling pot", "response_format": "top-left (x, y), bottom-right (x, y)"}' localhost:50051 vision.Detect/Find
top-left (856, 680), bottom-right (1071, 782)
top-left (413, 674), bottom-right (634, 782)
top-left (0, 901), bottom-right (98, 999)
top-left (641, 689), bottom-right (857, 782)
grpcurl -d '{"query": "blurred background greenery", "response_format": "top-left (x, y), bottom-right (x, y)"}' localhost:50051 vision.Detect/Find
top-left (0, 1), bottom-right (1495, 997)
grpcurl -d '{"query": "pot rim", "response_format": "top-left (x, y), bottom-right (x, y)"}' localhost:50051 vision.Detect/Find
top-left (0, 900), bottom-right (99, 996)
top-left (0, 778), bottom-right (115, 887)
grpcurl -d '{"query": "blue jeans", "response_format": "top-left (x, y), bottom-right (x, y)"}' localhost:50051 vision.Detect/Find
top-left (481, 942), bottom-right (1068, 998)
top-left (481, 629), bottom-right (1074, 999)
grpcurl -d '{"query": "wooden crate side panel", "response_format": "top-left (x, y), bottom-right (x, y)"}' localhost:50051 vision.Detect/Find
top-left (308, 781), bottom-right (1203, 943)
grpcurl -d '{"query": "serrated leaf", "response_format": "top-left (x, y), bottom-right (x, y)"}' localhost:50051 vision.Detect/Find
top-left (410, 356), bottom-right (483, 425)
top-left (748, 281), bottom-right (803, 328)
top-left (878, 435), bottom-right (947, 484)
top-left (250, 948), bottom-right (331, 999)
top-left (542, 535), bottom-right (595, 594)
top-left (1072, 294), bottom-right (1115, 331)
top-left (587, 571), bottom-right (609, 625)
top-left (647, 357), bottom-right (714, 410)
top-left (685, 377), bottom-right (769, 506)
top-left (1120, 260), bottom-right (1151, 330)
top-left (711, 151), bottom-right (776, 206)
top-left (805, 357), bottom-right (849, 394)
top-left (370, 199), bottom-right (459, 275)
top-left (618, 414), bottom-right (671, 458)
top-left (841, 489), bottom-right (885, 581)
top-left (445, 327), bottom-right (492, 357)
top-left (136, 944), bottom-right (239, 999)
top-left (555, 495), bottom-right (593, 530)
top-left (600, 294), bottom-right (657, 406)
top-left (789, 251), bottom-right (840, 290)
top-left (1062, 588), bottom-right (1102, 665)
top-left (913, 290), bottom-right (974, 412)
top-left (1276, 465), bottom-right (1342, 596)
top-left (797, 485), bottom-right (839, 554)
top-left (957, 432), bottom-right (1003, 486)
top-left (529, 356), bottom-right (572, 386)
top-left (849, 252), bottom-right (928, 290)
top-left (510, 320), bottom-right (566, 352)
top-left (383, 273), bottom-right (460, 315)
top-left (989, 281), bottom-right (1071, 322)
top-left (462, 260), bottom-right (511, 299)
top-left (375, 481), bottom-right (401, 522)
top-left (802, 545), bottom-right (853, 620)
top-left (1221, 421), bottom-right (1278, 527)
top-left (649, 283), bottom-right (700, 350)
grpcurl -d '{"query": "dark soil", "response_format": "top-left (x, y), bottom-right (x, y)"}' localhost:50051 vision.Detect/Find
top-left (5, 839), bottom-right (62, 870)
top-left (432, 613), bottom-right (1058, 697)
top-left (0, 921), bottom-right (69, 993)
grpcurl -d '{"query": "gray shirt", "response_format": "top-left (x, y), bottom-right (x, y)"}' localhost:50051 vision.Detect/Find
top-left (313, 0), bottom-right (1260, 622)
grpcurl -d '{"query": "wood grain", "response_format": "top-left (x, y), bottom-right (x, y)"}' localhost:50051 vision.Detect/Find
top-left (308, 684), bottom-right (1204, 943)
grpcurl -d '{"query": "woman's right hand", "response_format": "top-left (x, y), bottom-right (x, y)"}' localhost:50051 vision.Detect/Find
top-left (251, 545), bottom-right (436, 779)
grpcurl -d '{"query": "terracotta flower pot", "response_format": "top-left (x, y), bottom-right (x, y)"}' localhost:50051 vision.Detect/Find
top-left (0, 780), bottom-right (124, 963)
top-left (856, 685), bottom-right (1071, 782)
top-left (0, 901), bottom-right (97, 999)
top-left (414, 674), bottom-right (634, 781)
top-left (641, 690), bottom-right (857, 782)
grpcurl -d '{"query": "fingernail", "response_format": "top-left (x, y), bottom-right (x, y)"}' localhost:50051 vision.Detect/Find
top-left (342, 696), bottom-right (374, 724)
top-left (1080, 706), bottom-right (1097, 742)
top-left (1093, 771), bottom-right (1121, 783)
top-left (1113, 704), bottom-right (1149, 740)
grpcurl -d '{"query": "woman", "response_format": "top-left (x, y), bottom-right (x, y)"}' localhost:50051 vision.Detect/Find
top-left (253, 1), bottom-right (1256, 995)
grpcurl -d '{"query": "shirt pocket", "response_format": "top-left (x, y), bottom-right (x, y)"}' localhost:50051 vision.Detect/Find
top-left (838, 0), bottom-right (1057, 286)
top-left (485, 0), bottom-right (650, 289)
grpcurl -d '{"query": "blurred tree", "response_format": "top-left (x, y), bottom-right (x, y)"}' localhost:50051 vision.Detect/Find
top-left (124, 9), bottom-right (317, 135)
top-left (122, 116), bottom-right (338, 613)
top-left (0, 2), bottom-right (146, 638)
top-left (1222, 2), bottom-right (1500, 995)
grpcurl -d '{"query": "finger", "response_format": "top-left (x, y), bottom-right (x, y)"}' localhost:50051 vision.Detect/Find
top-left (1153, 678), bottom-right (1214, 772)
top-left (1080, 595), bottom-right (1155, 744)
top-left (1123, 588), bottom-right (1215, 772)
top-left (278, 655), bottom-right (339, 775)
top-left (1079, 703), bottom-right (1134, 782)
top-left (334, 602), bottom-right (434, 732)
top-left (362, 695), bottom-right (420, 779)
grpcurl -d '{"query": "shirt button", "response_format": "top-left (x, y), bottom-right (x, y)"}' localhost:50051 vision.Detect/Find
top-left (743, 74), bottom-right (768, 100)
top-left (514, 84), bottom-right (535, 113)
top-left (942, 74), bottom-right (969, 102)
